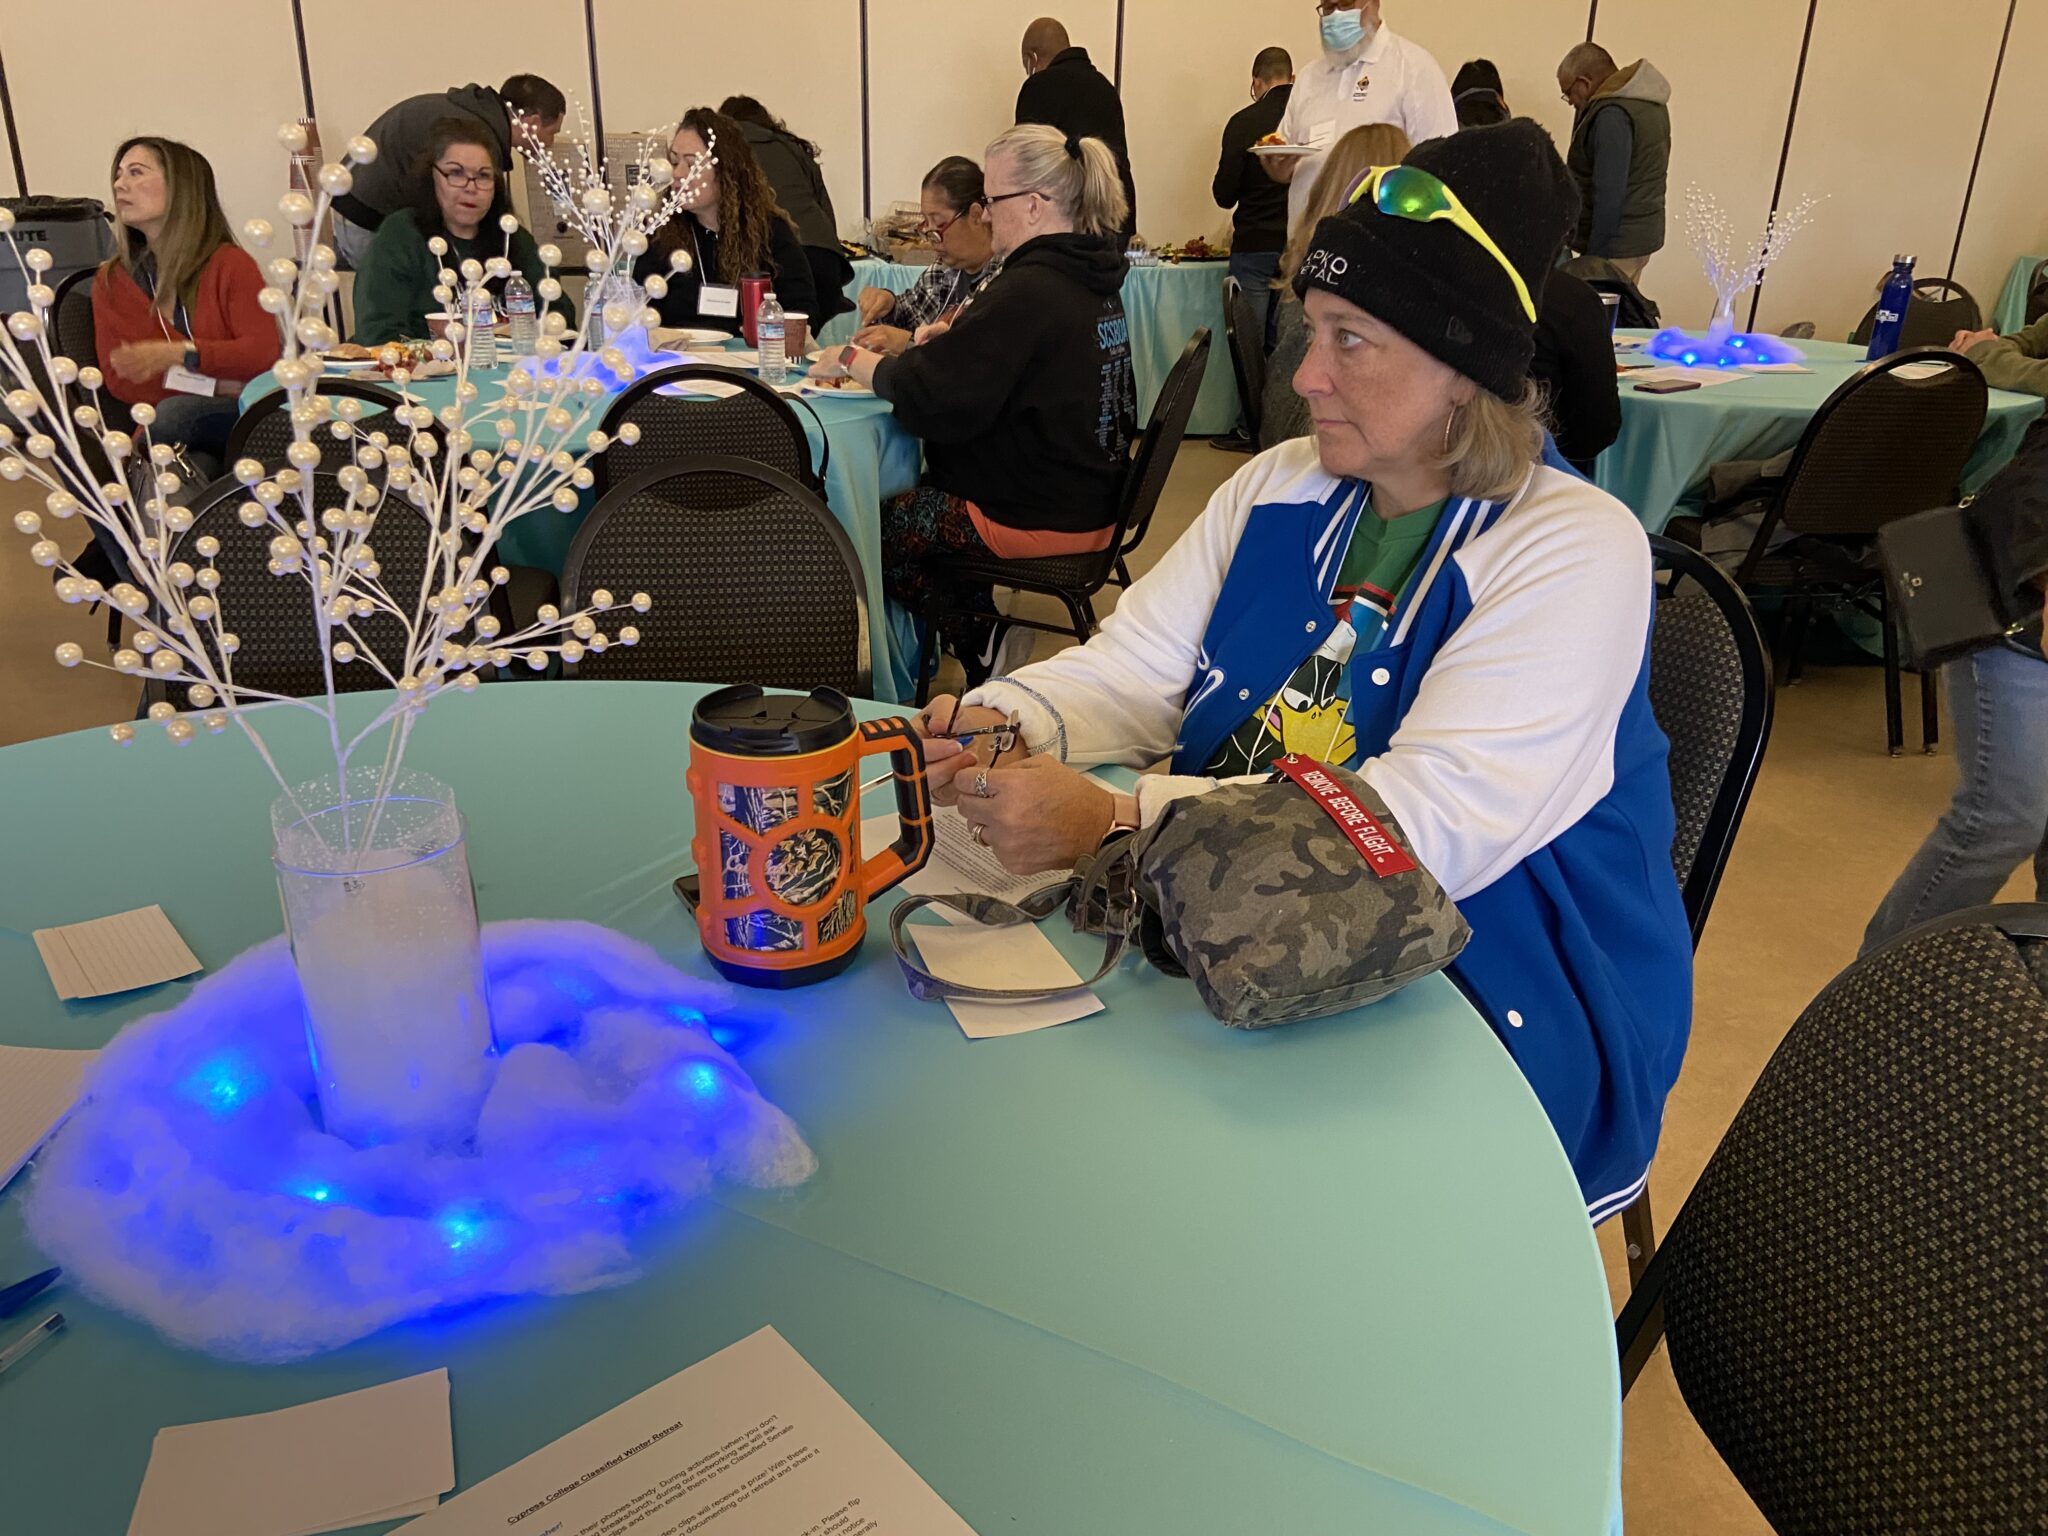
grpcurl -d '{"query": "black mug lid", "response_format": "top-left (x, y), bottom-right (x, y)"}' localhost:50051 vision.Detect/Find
top-left (691, 685), bottom-right (854, 756)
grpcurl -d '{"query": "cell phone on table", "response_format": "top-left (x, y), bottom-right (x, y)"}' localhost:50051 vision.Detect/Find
top-left (1634, 379), bottom-right (1701, 394)
top-left (673, 873), bottom-right (700, 913)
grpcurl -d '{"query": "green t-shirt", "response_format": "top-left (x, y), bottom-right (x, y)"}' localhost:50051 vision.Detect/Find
top-left (1202, 496), bottom-right (1447, 778)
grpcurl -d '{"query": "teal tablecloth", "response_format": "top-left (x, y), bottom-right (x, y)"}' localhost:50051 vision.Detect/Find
top-left (239, 358), bottom-right (925, 702)
top-left (1595, 333), bottom-right (2046, 532)
top-left (827, 256), bottom-right (1241, 436)
top-left (0, 683), bottom-right (1621, 1536)
top-left (1993, 254), bottom-right (2045, 334)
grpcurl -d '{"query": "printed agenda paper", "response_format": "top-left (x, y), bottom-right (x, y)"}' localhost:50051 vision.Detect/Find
top-left (396, 1326), bottom-right (975, 1535)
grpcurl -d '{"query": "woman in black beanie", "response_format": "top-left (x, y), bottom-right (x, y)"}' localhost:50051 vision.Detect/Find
top-left (909, 119), bottom-right (1693, 1229)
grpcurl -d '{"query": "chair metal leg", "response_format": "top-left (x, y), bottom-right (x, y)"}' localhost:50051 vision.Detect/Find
top-left (1783, 595), bottom-right (1813, 684)
top-left (1919, 666), bottom-right (1939, 754)
top-left (1113, 556), bottom-right (1133, 588)
top-left (1620, 1186), bottom-right (1657, 1287)
top-left (1880, 593), bottom-right (1904, 756)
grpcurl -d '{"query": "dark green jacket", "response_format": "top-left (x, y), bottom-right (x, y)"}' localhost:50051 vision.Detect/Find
top-left (350, 209), bottom-right (573, 344)
top-left (1565, 60), bottom-right (1671, 260)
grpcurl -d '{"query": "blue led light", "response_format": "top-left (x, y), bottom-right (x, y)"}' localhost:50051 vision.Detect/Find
top-left (439, 1210), bottom-right (484, 1252)
top-left (180, 1053), bottom-right (262, 1117)
top-left (678, 1061), bottom-right (724, 1104)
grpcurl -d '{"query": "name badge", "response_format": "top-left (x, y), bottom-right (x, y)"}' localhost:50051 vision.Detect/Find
top-left (163, 364), bottom-right (217, 396)
top-left (698, 283), bottom-right (740, 318)
top-left (1351, 71), bottom-right (1373, 102)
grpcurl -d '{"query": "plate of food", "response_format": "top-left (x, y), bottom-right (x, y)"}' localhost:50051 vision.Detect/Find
top-left (1250, 136), bottom-right (1317, 157)
top-left (652, 326), bottom-right (736, 349)
top-left (790, 374), bottom-right (873, 397)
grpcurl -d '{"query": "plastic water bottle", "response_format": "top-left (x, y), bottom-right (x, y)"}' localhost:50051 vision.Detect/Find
top-left (503, 273), bottom-right (537, 357)
top-left (758, 291), bottom-right (787, 384)
top-left (1864, 255), bottom-right (1916, 361)
top-left (467, 285), bottom-right (498, 369)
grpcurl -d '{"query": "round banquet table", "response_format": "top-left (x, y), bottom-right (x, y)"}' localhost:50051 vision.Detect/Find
top-left (826, 255), bottom-right (1242, 437)
top-left (1993, 254), bottom-right (2045, 334)
top-left (0, 682), bottom-right (1621, 1536)
top-left (239, 356), bottom-right (926, 702)
top-left (1594, 332), bottom-right (2046, 532)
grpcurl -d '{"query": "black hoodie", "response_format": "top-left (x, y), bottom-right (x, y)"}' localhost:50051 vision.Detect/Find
top-left (343, 85), bottom-right (512, 229)
top-left (874, 232), bottom-right (1136, 533)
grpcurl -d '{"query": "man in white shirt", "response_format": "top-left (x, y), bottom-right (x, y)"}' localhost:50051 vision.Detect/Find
top-left (1267, 0), bottom-right (1458, 228)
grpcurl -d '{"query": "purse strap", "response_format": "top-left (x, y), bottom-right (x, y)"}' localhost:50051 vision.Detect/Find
top-left (888, 841), bottom-right (1140, 1002)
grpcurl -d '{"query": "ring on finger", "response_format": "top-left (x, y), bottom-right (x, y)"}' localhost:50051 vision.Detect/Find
top-left (973, 771), bottom-right (991, 798)
top-left (970, 822), bottom-right (989, 846)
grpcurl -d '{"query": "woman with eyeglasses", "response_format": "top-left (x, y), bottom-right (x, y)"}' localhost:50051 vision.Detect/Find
top-left (636, 107), bottom-right (818, 335)
top-left (850, 157), bottom-right (1000, 358)
top-left (912, 122), bottom-right (1690, 1225)
top-left (817, 124), bottom-right (1136, 674)
top-left (350, 117), bottom-right (569, 345)
top-left (91, 136), bottom-right (279, 474)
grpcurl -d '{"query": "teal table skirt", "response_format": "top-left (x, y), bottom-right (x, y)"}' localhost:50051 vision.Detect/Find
top-left (1993, 254), bottom-right (2045, 334)
top-left (238, 360), bottom-right (925, 702)
top-left (826, 256), bottom-right (1241, 436)
top-left (0, 683), bottom-right (1622, 1536)
top-left (1595, 334), bottom-right (2045, 532)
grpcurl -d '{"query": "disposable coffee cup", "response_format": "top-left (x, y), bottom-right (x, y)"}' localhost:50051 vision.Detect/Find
top-left (783, 313), bottom-right (810, 360)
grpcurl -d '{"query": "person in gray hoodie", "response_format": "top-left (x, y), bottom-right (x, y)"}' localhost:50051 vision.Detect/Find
top-left (1556, 45), bottom-right (1670, 283)
top-left (330, 75), bottom-right (566, 267)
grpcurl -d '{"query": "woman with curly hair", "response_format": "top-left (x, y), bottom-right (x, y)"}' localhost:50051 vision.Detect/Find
top-left (637, 106), bottom-right (819, 333)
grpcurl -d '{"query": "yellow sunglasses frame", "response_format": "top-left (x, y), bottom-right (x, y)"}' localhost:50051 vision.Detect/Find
top-left (1349, 165), bottom-right (1538, 323)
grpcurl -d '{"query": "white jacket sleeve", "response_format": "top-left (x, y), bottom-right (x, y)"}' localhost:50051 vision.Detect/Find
top-left (1403, 49), bottom-right (1460, 146)
top-left (964, 450), bottom-right (1289, 768)
top-left (1359, 497), bottom-right (1652, 901)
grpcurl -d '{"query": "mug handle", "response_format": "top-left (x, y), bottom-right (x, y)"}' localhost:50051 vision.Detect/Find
top-left (855, 715), bottom-right (935, 898)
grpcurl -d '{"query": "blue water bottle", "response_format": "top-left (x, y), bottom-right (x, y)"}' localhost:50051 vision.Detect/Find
top-left (1864, 255), bottom-right (1916, 360)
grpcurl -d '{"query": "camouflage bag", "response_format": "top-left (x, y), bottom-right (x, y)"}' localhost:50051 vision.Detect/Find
top-left (888, 759), bottom-right (1469, 1028)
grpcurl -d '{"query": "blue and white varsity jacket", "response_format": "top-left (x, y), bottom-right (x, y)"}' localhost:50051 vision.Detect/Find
top-left (971, 438), bottom-right (1692, 1218)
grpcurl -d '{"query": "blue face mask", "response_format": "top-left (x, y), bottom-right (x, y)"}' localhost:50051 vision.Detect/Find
top-left (1320, 7), bottom-right (1365, 51)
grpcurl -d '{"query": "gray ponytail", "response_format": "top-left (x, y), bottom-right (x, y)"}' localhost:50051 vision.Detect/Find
top-left (985, 123), bottom-right (1129, 239)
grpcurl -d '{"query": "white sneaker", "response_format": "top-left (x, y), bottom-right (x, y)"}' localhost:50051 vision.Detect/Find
top-left (979, 620), bottom-right (1038, 679)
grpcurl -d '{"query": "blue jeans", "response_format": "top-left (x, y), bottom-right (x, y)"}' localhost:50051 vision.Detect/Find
top-left (1863, 643), bottom-right (2048, 952)
top-left (149, 391), bottom-right (237, 481)
top-left (1227, 249), bottom-right (1280, 435)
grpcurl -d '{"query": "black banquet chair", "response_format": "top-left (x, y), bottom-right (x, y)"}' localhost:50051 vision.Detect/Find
top-left (1615, 535), bottom-right (1776, 1283)
top-left (1223, 278), bottom-right (1265, 448)
top-left (592, 363), bottom-right (822, 499)
top-left (144, 470), bottom-right (436, 710)
top-left (559, 456), bottom-right (869, 695)
top-left (225, 379), bottom-right (415, 473)
top-left (913, 329), bottom-right (1212, 704)
top-left (1615, 902), bottom-right (2048, 1533)
top-left (1665, 348), bottom-right (1987, 755)
top-left (1849, 275), bottom-right (1982, 351)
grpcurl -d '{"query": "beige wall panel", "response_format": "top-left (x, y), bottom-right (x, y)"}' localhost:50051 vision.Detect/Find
top-left (1591, 0), bottom-right (1808, 330)
top-left (1952, 2), bottom-right (2048, 329)
top-left (2, 0), bottom-right (304, 231)
top-left (1752, 0), bottom-right (2005, 339)
top-left (867, 0), bottom-right (1117, 224)
top-left (594, 0), bottom-right (864, 239)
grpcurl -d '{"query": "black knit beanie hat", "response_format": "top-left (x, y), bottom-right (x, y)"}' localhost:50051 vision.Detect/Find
top-left (1292, 118), bottom-right (1572, 400)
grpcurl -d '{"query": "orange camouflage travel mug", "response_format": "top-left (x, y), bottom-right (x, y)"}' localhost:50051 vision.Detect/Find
top-left (687, 685), bottom-right (934, 987)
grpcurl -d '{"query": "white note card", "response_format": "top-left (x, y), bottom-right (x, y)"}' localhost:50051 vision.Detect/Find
top-left (0, 1045), bottom-right (97, 1188)
top-left (33, 904), bottom-right (201, 1000)
top-left (396, 1327), bottom-right (976, 1535)
top-left (128, 1368), bottom-right (454, 1536)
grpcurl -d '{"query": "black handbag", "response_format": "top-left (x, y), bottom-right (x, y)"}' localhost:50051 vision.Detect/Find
top-left (1879, 501), bottom-right (2044, 669)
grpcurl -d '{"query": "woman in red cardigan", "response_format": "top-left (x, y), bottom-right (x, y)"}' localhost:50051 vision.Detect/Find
top-left (92, 137), bottom-right (279, 478)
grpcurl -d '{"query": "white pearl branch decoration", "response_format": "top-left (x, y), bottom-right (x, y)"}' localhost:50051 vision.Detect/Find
top-left (0, 117), bottom-right (680, 853)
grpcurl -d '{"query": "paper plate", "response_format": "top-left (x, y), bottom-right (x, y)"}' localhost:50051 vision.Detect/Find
top-left (1250, 143), bottom-right (1317, 157)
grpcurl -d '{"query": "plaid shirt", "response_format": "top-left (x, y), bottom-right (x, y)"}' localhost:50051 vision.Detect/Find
top-left (887, 259), bottom-right (1001, 330)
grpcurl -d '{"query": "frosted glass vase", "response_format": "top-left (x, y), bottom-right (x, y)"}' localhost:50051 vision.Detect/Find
top-left (272, 770), bottom-right (495, 1148)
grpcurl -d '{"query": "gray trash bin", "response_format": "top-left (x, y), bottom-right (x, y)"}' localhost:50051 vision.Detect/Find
top-left (0, 196), bottom-right (115, 314)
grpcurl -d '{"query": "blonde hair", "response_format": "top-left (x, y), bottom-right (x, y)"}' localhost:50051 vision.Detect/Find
top-left (1276, 123), bottom-right (1412, 291)
top-left (1437, 381), bottom-right (1546, 500)
top-left (984, 123), bottom-right (1127, 239)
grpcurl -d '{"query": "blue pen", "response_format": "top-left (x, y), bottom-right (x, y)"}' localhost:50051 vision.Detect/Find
top-left (0, 1267), bottom-right (59, 1319)
top-left (0, 1310), bottom-right (63, 1377)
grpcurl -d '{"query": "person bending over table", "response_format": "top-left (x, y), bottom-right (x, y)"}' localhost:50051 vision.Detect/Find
top-left (851, 157), bottom-right (1001, 358)
top-left (92, 136), bottom-right (280, 478)
top-left (719, 95), bottom-right (854, 331)
top-left (635, 107), bottom-right (818, 335)
top-left (1949, 312), bottom-right (2048, 399)
top-left (912, 121), bottom-right (1691, 1218)
top-left (820, 125), bottom-right (1137, 674)
top-left (350, 118), bottom-right (569, 346)
top-left (1262, 122), bottom-right (1410, 449)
